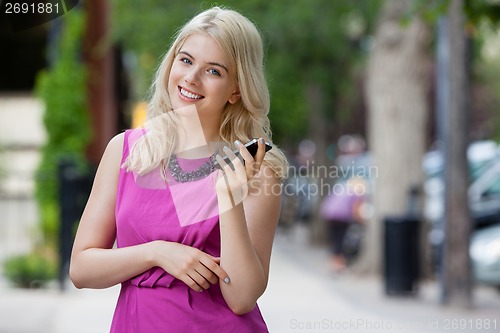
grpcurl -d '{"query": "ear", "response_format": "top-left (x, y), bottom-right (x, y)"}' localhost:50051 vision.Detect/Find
top-left (228, 89), bottom-right (241, 105)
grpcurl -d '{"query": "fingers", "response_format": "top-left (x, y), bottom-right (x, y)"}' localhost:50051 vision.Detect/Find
top-left (254, 138), bottom-right (266, 168)
top-left (222, 146), bottom-right (244, 173)
top-left (195, 263), bottom-right (220, 285)
top-left (215, 140), bottom-right (266, 210)
top-left (237, 139), bottom-right (265, 177)
top-left (236, 140), bottom-right (253, 165)
top-left (203, 256), bottom-right (230, 282)
top-left (159, 243), bottom-right (230, 292)
top-left (217, 139), bottom-right (267, 178)
top-left (182, 255), bottom-right (230, 292)
top-left (216, 152), bottom-right (235, 173)
top-left (186, 269), bottom-right (212, 291)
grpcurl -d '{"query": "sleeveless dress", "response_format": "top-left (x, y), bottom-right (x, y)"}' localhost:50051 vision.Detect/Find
top-left (110, 130), bottom-right (269, 333)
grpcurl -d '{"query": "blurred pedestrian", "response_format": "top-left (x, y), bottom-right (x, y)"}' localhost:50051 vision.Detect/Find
top-left (69, 6), bottom-right (288, 333)
top-left (320, 177), bottom-right (365, 272)
top-left (321, 135), bottom-right (368, 272)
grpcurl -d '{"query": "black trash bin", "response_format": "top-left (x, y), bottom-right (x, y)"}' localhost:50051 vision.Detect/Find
top-left (384, 215), bottom-right (420, 295)
top-left (58, 159), bottom-right (93, 290)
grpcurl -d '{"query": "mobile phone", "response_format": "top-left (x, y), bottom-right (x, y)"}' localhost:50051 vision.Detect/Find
top-left (214, 138), bottom-right (272, 169)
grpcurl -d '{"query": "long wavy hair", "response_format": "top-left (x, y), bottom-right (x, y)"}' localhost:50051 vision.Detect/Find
top-left (123, 6), bottom-right (288, 179)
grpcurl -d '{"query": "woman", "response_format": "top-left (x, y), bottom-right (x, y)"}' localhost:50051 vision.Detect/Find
top-left (69, 6), bottom-right (288, 333)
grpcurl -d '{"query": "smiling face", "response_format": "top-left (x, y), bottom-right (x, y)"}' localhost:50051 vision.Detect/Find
top-left (168, 33), bottom-right (240, 125)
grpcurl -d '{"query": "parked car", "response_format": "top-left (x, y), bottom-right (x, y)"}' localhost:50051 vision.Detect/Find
top-left (470, 224), bottom-right (500, 290)
top-left (469, 159), bottom-right (500, 228)
top-left (424, 140), bottom-right (500, 272)
top-left (423, 140), bottom-right (500, 228)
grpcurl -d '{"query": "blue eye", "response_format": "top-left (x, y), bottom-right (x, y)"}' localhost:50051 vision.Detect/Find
top-left (209, 68), bottom-right (221, 76)
top-left (181, 57), bottom-right (192, 65)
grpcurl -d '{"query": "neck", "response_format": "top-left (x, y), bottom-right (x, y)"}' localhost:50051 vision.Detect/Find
top-left (172, 105), bottom-right (223, 156)
top-left (202, 126), bottom-right (221, 144)
top-left (199, 112), bottom-right (222, 144)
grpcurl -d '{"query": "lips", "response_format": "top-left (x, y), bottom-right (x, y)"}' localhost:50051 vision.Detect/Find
top-left (179, 86), bottom-right (204, 100)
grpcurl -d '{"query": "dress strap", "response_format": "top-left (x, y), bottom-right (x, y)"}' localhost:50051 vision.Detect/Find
top-left (121, 128), bottom-right (148, 165)
top-left (121, 130), bottom-right (131, 165)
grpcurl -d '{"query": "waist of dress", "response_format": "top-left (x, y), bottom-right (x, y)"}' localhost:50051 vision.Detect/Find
top-left (124, 266), bottom-right (176, 288)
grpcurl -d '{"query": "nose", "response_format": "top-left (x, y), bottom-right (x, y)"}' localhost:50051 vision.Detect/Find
top-left (184, 67), bottom-right (200, 85)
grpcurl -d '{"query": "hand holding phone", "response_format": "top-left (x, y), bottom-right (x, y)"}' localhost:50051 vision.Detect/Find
top-left (214, 138), bottom-right (272, 169)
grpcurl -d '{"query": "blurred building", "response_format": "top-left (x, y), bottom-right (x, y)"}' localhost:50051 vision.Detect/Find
top-left (0, 3), bottom-right (130, 263)
top-left (0, 10), bottom-right (49, 260)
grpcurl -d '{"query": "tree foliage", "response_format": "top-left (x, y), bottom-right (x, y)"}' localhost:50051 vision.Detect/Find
top-left (465, 0), bottom-right (500, 25)
top-left (408, 0), bottom-right (500, 25)
top-left (34, 8), bottom-right (90, 246)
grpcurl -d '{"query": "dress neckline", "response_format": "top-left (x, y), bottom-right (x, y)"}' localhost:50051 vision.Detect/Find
top-left (166, 153), bottom-right (217, 183)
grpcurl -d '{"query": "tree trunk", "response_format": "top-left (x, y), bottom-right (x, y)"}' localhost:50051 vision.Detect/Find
top-left (305, 82), bottom-right (329, 244)
top-left (84, 0), bottom-right (118, 166)
top-left (355, 0), bottom-right (431, 274)
top-left (441, 0), bottom-right (472, 309)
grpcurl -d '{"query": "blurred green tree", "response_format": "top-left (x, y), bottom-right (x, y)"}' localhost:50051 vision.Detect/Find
top-left (35, 8), bottom-right (91, 248)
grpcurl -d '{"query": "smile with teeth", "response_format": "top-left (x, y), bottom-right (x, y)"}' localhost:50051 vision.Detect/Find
top-left (179, 87), bottom-right (204, 100)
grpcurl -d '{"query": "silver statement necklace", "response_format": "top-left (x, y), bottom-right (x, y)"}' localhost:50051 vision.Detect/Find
top-left (167, 153), bottom-right (217, 183)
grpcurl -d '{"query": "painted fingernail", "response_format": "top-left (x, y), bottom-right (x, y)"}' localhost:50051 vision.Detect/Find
top-left (224, 277), bottom-right (230, 284)
top-left (235, 140), bottom-right (241, 146)
top-left (259, 138), bottom-right (264, 144)
top-left (223, 146), bottom-right (231, 152)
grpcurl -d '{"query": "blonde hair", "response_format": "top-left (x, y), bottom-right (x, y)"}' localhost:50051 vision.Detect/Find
top-left (123, 6), bottom-right (288, 179)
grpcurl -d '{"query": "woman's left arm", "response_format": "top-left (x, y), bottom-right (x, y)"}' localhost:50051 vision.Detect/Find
top-left (217, 154), bottom-right (282, 315)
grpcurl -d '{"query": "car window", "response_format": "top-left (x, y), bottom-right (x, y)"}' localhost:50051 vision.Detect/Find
top-left (482, 174), bottom-right (500, 198)
top-left (471, 159), bottom-right (496, 182)
top-left (424, 159), bottom-right (496, 182)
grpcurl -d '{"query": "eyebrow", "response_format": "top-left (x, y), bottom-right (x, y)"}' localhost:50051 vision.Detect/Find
top-left (179, 51), bottom-right (229, 73)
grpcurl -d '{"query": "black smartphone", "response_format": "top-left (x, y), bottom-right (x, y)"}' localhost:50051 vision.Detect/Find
top-left (214, 138), bottom-right (272, 169)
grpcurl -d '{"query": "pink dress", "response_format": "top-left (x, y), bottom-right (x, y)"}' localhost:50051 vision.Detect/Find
top-left (110, 130), bottom-right (268, 332)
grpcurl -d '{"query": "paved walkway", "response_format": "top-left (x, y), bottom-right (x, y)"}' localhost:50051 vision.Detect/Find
top-left (1, 225), bottom-right (499, 333)
top-left (262, 226), bottom-right (500, 333)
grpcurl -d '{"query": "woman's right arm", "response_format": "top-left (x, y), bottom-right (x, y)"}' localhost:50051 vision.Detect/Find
top-left (70, 133), bottom-right (155, 289)
top-left (69, 133), bottom-right (228, 290)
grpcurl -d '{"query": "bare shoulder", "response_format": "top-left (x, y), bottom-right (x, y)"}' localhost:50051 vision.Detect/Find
top-left (92, 132), bottom-right (126, 180)
top-left (101, 132), bottom-right (125, 164)
top-left (107, 132), bottom-right (125, 155)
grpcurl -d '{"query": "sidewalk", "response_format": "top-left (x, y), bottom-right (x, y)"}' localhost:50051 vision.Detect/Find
top-left (0, 224), bottom-right (499, 332)
top-left (261, 225), bottom-right (500, 332)
top-left (0, 284), bottom-right (118, 333)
